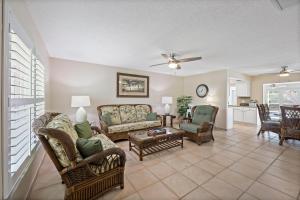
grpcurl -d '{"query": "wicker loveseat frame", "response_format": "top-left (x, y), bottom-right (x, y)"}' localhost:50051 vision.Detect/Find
top-left (33, 112), bottom-right (126, 200)
top-left (180, 105), bottom-right (219, 145)
top-left (97, 104), bottom-right (161, 141)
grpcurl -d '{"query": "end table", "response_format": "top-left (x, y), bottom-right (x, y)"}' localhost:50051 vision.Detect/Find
top-left (161, 114), bottom-right (176, 127)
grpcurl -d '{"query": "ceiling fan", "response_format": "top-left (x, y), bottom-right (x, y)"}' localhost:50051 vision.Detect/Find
top-left (149, 53), bottom-right (202, 70)
top-left (279, 66), bottom-right (300, 77)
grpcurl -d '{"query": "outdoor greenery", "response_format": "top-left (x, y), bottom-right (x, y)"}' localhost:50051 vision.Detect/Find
top-left (177, 96), bottom-right (193, 116)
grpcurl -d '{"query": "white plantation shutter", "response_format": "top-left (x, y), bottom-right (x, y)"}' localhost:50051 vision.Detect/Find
top-left (8, 27), bottom-right (45, 174)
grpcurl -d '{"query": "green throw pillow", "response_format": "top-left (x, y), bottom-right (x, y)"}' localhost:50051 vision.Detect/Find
top-left (146, 112), bottom-right (157, 121)
top-left (76, 138), bottom-right (103, 158)
top-left (74, 121), bottom-right (93, 139)
top-left (102, 113), bottom-right (112, 126)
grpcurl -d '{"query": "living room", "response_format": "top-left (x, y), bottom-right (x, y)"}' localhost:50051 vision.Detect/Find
top-left (0, 0), bottom-right (300, 200)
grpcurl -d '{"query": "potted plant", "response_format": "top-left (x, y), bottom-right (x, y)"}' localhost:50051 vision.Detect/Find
top-left (176, 96), bottom-right (193, 120)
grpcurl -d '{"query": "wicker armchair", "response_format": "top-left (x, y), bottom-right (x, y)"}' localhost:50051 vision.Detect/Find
top-left (257, 104), bottom-right (281, 136)
top-left (280, 106), bottom-right (300, 145)
top-left (179, 105), bottom-right (219, 145)
top-left (33, 113), bottom-right (126, 200)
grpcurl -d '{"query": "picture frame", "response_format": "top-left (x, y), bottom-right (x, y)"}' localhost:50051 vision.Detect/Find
top-left (117, 72), bottom-right (149, 98)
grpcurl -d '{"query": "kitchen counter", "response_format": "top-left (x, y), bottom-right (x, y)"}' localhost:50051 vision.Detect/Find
top-left (228, 105), bottom-right (257, 108)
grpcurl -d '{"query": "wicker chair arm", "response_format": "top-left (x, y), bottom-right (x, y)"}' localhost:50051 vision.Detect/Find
top-left (61, 147), bottom-right (126, 175)
top-left (197, 122), bottom-right (214, 132)
top-left (38, 128), bottom-right (77, 162)
top-left (91, 126), bottom-right (102, 135)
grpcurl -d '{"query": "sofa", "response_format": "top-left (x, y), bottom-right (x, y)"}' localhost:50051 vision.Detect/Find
top-left (97, 104), bottom-right (161, 141)
top-left (179, 105), bottom-right (219, 145)
top-left (33, 112), bottom-right (126, 200)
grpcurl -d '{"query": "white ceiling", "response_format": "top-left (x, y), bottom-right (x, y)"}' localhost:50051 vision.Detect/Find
top-left (25, 0), bottom-right (300, 76)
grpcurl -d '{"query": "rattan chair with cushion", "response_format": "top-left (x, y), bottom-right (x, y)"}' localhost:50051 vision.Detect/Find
top-left (179, 105), bottom-right (218, 145)
top-left (257, 104), bottom-right (281, 136)
top-left (280, 106), bottom-right (300, 145)
top-left (33, 112), bottom-right (126, 200)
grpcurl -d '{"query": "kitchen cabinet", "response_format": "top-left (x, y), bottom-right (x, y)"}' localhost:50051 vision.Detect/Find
top-left (236, 81), bottom-right (251, 97)
top-left (233, 107), bottom-right (259, 124)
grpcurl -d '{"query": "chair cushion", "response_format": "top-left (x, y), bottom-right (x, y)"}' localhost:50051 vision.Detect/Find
top-left (146, 112), bottom-right (157, 121)
top-left (100, 106), bottom-right (121, 125)
top-left (46, 114), bottom-right (82, 167)
top-left (180, 123), bottom-right (199, 133)
top-left (90, 134), bottom-right (118, 150)
top-left (120, 105), bottom-right (137, 123)
top-left (75, 121), bottom-right (93, 139)
top-left (135, 105), bottom-right (151, 121)
top-left (76, 138), bottom-right (103, 158)
top-left (192, 105), bottom-right (213, 125)
top-left (108, 121), bottom-right (161, 133)
top-left (263, 120), bottom-right (280, 126)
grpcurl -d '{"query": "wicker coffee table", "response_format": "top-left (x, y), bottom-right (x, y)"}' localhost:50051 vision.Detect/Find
top-left (128, 127), bottom-right (184, 161)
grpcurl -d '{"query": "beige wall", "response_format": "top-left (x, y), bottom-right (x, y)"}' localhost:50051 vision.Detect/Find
top-left (49, 58), bottom-right (184, 123)
top-left (251, 73), bottom-right (300, 103)
top-left (183, 70), bottom-right (228, 129)
top-left (0, 0), bottom-right (3, 198)
top-left (4, 0), bottom-right (50, 199)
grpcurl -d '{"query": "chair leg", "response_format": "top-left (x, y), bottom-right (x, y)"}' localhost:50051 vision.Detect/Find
top-left (211, 133), bottom-right (215, 141)
top-left (257, 128), bottom-right (262, 136)
top-left (279, 137), bottom-right (284, 145)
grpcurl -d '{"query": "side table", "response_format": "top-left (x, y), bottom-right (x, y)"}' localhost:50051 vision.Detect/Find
top-left (161, 114), bottom-right (176, 127)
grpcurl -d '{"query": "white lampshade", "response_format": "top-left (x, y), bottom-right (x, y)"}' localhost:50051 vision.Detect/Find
top-left (71, 96), bottom-right (91, 108)
top-left (162, 96), bottom-right (173, 104)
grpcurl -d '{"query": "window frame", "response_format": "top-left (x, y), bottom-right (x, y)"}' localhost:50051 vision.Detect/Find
top-left (2, 7), bottom-right (45, 198)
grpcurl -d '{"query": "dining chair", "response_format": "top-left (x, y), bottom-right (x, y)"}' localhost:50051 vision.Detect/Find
top-left (257, 104), bottom-right (281, 136)
top-left (280, 106), bottom-right (300, 145)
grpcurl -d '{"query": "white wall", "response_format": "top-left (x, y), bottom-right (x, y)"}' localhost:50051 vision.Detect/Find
top-left (0, 0), bottom-right (3, 199)
top-left (183, 70), bottom-right (228, 129)
top-left (49, 58), bottom-right (184, 123)
top-left (251, 73), bottom-right (300, 103)
top-left (4, 0), bottom-right (50, 199)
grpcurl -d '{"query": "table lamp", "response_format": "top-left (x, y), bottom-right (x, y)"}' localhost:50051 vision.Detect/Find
top-left (71, 96), bottom-right (91, 123)
top-left (162, 96), bottom-right (173, 115)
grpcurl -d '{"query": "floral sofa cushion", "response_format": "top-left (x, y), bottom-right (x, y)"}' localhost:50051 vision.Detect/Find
top-left (135, 105), bottom-right (151, 121)
top-left (46, 114), bottom-right (82, 167)
top-left (108, 120), bottom-right (161, 134)
top-left (100, 106), bottom-right (122, 125)
top-left (119, 105), bottom-right (137, 123)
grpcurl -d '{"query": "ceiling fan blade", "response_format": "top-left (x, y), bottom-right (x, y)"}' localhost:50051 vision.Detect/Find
top-left (161, 54), bottom-right (169, 59)
top-left (149, 62), bottom-right (168, 67)
top-left (177, 56), bottom-right (202, 63)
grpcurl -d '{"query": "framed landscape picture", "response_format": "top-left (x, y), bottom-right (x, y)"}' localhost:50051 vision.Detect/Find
top-left (117, 72), bottom-right (149, 98)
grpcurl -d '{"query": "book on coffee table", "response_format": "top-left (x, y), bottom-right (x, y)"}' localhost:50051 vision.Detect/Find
top-left (147, 128), bottom-right (166, 136)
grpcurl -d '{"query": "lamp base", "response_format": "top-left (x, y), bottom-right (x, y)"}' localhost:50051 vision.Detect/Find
top-left (76, 107), bottom-right (87, 123)
top-left (164, 104), bottom-right (171, 115)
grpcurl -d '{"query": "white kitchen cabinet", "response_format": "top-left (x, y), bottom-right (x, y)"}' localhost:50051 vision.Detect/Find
top-left (236, 81), bottom-right (251, 97)
top-left (233, 107), bottom-right (258, 124)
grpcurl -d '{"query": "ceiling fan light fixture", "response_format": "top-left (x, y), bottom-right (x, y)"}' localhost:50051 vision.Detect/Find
top-left (279, 71), bottom-right (290, 77)
top-left (168, 62), bottom-right (178, 69)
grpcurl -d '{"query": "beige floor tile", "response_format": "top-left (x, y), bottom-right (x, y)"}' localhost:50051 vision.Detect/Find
top-left (208, 154), bottom-right (235, 167)
top-left (266, 166), bottom-right (300, 185)
top-left (202, 177), bottom-right (243, 200)
top-left (182, 166), bottom-right (213, 185)
top-left (238, 193), bottom-right (259, 200)
top-left (181, 186), bottom-right (218, 200)
top-left (226, 146), bottom-right (251, 155)
top-left (147, 162), bottom-right (176, 179)
top-left (138, 182), bottom-right (178, 200)
top-left (218, 150), bottom-right (243, 161)
top-left (125, 163), bottom-right (145, 175)
top-left (194, 160), bottom-right (225, 175)
top-left (30, 183), bottom-right (65, 200)
top-left (272, 159), bottom-right (300, 175)
top-left (123, 193), bottom-right (142, 200)
top-left (229, 162), bottom-right (263, 179)
top-left (141, 158), bottom-right (161, 167)
top-left (163, 173), bottom-right (197, 197)
top-left (178, 152), bottom-right (204, 164)
top-left (216, 169), bottom-right (254, 191)
top-left (238, 157), bottom-right (269, 171)
top-left (127, 169), bottom-right (159, 190)
top-left (165, 157), bottom-right (192, 171)
top-left (258, 173), bottom-right (300, 198)
top-left (246, 152), bottom-right (275, 164)
top-left (247, 182), bottom-right (295, 200)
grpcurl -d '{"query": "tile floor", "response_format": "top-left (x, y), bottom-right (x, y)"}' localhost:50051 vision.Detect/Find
top-left (29, 124), bottom-right (300, 200)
